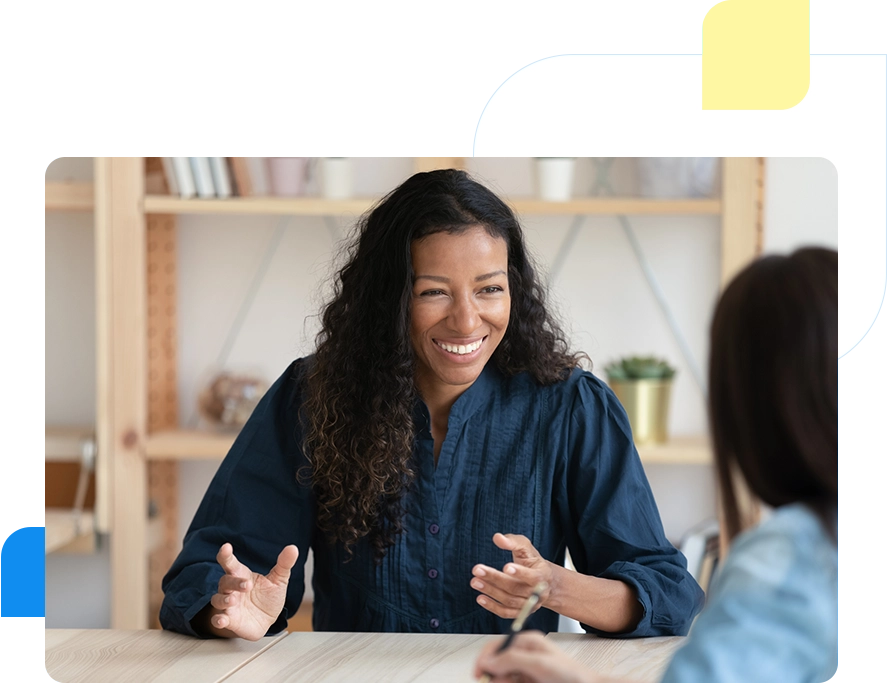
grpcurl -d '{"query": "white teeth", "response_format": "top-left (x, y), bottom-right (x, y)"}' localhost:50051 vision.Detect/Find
top-left (436, 339), bottom-right (483, 355)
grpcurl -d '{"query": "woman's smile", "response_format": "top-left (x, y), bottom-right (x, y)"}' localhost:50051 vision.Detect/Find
top-left (433, 335), bottom-right (487, 359)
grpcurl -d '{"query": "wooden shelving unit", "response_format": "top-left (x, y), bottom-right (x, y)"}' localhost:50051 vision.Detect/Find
top-left (45, 156), bottom-right (762, 629)
top-left (145, 429), bottom-right (712, 465)
top-left (45, 181), bottom-right (94, 212)
top-left (635, 435), bottom-right (711, 466)
top-left (145, 430), bottom-right (237, 460)
top-left (45, 426), bottom-right (97, 554)
top-left (45, 509), bottom-right (96, 554)
top-left (49, 189), bottom-right (722, 218)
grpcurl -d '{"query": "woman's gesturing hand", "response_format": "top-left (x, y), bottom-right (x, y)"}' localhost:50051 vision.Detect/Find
top-left (471, 533), bottom-right (556, 619)
top-left (207, 542), bottom-right (299, 641)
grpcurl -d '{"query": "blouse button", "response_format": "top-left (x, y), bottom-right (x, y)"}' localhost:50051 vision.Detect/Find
top-left (429, 523), bottom-right (440, 534)
top-left (427, 568), bottom-right (438, 579)
top-left (430, 618), bottom-right (440, 629)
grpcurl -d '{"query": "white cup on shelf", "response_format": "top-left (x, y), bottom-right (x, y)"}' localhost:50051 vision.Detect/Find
top-left (321, 158), bottom-right (354, 199)
top-left (535, 157), bottom-right (575, 201)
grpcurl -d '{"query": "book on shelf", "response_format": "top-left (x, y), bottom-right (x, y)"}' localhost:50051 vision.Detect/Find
top-left (160, 157), bottom-right (180, 196)
top-left (209, 157), bottom-right (233, 198)
top-left (228, 157), bottom-right (252, 196)
top-left (170, 157), bottom-right (196, 199)
top-left (189, 157), bottom-right (216, 198)
top-left (144, 157), bottom-right (169, 194)
top-left (246, 157), bottom-right (271, 195)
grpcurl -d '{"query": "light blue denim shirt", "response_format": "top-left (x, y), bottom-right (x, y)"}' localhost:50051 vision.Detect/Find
top-left (661, 503), bottom-right (837, 683)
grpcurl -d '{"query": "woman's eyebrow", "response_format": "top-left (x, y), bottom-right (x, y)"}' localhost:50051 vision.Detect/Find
top-left (414, 271), bottom-right (506, 283)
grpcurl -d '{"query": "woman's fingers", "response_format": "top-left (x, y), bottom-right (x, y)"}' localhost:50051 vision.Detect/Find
top-left (475, 633), bottom-right (567, 681)
top-left (218, 573), bottom-right (251, 594)
top-left (473, 578), bottom-right (529, 611)
top-left (472, 563), bottom-right (550, 620)
top-left (211, 612), bottom-right (230, 630)
top-left (474, 632), bottom-right (548, 675)
top-left (492, 533), bottom-right (539, 561)
top-left (476, 593), bottom-right (518, 619)
top-left (473, 565), bottom-right (540, 598)
top-left (210, 590), bottom-right (241, 610)
top-left (266, 545), bottom-right (299, 585)
top-left (216, 543), bottom-right (249, 578)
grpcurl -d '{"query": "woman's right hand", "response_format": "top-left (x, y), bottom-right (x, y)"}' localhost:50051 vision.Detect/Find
top-left (474, 631), bottom-right (606, 683)
top-left (204, 542), bottom-right (299, 641)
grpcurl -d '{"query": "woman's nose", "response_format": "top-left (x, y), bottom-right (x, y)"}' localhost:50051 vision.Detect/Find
top-left (449, 295), bottom-right (480, 333)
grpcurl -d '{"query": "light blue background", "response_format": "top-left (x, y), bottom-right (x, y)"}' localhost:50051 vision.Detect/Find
top-left (0, 0), bottom-right (880, 678)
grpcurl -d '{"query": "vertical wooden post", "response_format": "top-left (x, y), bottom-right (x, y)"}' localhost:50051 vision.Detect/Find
top-left (147, 213), bottom-right (179, 628)
top-left (720, 158), bottom-right (764, 287)
top-left (95, 157), bottom-right (149, 629)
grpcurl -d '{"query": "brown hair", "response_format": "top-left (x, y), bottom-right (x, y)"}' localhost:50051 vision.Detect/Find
top-left (709, 247), bottom-right (837, 543)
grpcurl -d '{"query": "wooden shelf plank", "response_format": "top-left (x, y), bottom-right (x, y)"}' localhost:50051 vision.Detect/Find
top-left (45, 182), bottom-right (94, 211)
top-left (48, 187), bottom-right (721, 217)
top-left (46, 425), bottom-right (95, 462)
top-left (147, 429), bottom-right (711, 464)
top-left (144, 195), bottom-right (377, 216)
top-left (636, 435), bottom-right (712, 465)
top-left (146, 429), bottom-right (236, 460)
top-left (143, 195), bottom-right (721, 217)
top-left (45, 509), bottom-right (95, 554)
top-left (511, 198), bottom-right (721, 215)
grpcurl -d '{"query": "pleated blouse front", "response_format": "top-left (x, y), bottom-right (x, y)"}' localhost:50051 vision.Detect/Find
top-left (161, 358), bottom-right (703, 637)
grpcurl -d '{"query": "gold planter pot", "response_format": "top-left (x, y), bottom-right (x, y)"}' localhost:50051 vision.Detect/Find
top-left (609, 379), bottom-right (673, 445)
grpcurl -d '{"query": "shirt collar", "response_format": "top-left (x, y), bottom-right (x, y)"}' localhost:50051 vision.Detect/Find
top-left (426, 360), bottom-right (503, 427)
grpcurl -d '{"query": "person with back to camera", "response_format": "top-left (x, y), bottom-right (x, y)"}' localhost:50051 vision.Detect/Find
top-left (474, 247), bottom-right (838, 682)
top-left (160, 169), bottom-right (704, 640)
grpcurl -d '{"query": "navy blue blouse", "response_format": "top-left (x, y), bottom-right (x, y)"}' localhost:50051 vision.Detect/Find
top-left (161, 358), bottom-right (703, 637)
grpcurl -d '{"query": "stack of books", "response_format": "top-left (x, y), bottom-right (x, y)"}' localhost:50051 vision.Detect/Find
top-left (157, 158), bottom-right (272, 199)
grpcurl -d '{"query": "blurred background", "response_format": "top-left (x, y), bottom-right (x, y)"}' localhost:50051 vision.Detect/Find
top-left (44, 156), bottom-right (837, 630)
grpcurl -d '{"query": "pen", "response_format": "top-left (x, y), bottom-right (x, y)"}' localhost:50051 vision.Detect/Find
top-left (478, 581), bottom-right (548, 683)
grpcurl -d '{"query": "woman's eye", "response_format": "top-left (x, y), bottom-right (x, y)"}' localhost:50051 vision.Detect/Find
top-left (420, 289), bottom-right (445, 296)
top-left (481, 286), bottom-right (504, 294)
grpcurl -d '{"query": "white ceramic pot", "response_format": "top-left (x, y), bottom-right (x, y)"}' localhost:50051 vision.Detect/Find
top-left (535, 158), bottom-right (575, 202)
top-left (321, 158), bottom-right (354, 199)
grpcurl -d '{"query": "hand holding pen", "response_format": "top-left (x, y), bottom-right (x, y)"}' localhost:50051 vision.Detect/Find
top-left (477, 582), bottom-right (548, 683)
top-left (474, 627), bottom-right (608, 683)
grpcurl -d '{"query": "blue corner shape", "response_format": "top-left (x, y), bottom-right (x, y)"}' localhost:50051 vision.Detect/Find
top-left (1, 527), bottom-right (45, 617)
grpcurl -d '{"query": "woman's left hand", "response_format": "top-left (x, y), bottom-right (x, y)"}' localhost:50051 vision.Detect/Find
top-left (471, 533), bottom-right (557, 618)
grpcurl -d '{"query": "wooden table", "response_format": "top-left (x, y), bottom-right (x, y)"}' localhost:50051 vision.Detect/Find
top-left (45, 629), bottom-right (286, 683)
top-left (548, 633), bottom-right (685, 680)
top-left (224, 632), bottom-right (502, 682)
top-left (45, 630), bottom-right (684, 682)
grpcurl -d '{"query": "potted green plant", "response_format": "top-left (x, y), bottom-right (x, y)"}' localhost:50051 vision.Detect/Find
top-left (604, 356), bottom-right (676, 445)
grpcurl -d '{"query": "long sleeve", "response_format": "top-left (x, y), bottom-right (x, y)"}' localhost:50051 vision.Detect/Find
top-left (659, 504), bottom-right (838, 683)
top-left (558, 372), bottom-right (704, 637)
top-left (160, 359), bottom-right (316, 637)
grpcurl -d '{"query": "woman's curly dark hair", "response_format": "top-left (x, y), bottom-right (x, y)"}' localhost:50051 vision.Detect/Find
top-left (302, 169), bottom-right (585, 560)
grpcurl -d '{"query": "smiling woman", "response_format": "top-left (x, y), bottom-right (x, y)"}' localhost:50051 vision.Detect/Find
top-left (410, 228), bottom-right (511, 460)
top-left (160, 169), bottom-right (704, 641)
